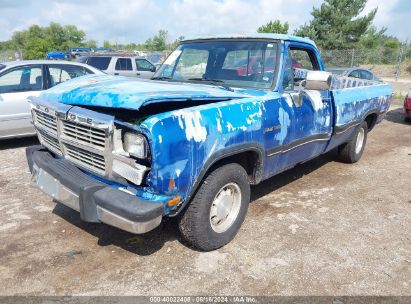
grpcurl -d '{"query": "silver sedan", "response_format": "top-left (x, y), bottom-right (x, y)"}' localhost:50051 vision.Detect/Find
top-left (0, 60), bottom-right (103, 139)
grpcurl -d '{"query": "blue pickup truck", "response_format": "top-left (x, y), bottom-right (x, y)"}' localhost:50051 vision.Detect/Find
top-left (27, 34), bottom-right (392, 251)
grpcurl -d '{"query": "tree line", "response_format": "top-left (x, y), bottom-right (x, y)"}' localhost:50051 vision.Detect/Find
top-left (0, 24), bottom-right (183, 60)
top-left (257, 0), bottom-right (404, 52)
top-left (0, 0), bottom-right (408, 61)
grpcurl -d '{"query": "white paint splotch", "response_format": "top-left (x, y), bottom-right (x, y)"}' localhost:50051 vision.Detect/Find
top-left (174, 110), bottom-right (207, 142)
top-left (305, 90), bottom-right (323, 111)
top-left (275, 108), bottom-right (290, 143)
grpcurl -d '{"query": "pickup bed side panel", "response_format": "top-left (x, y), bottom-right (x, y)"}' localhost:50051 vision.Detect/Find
top-left (326, 84), bottom-right (392, 151)
top-left (141, 97), bottom-right (269, 212)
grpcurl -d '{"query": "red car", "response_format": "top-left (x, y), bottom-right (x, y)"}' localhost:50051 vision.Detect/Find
top-left (404, 90), bottom-right (411, 122)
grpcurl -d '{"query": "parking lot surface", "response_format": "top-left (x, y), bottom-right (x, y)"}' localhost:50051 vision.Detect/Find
top-left (0, 101), bottom-right (410, 296)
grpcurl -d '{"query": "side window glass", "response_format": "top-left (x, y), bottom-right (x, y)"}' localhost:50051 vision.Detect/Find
top-left (349, 70), bottom-right (360, 78)
top-left (282, 52), bottom-right (294, 91)
top-left (361, 70), bottom-right (372, 80)
top-left (136, 59), bottom-right (154, 71)
top-left (86, 57), bottom-right (110, 70)
top-left (115, 58), bottom-right (132, 71)
top-left (48, 65), bottom-right (90, 87)
top-left (289, 49), bottom-right (315, 71)
top-left (284, 48), bottom-right (319, 91)
top-left (0, 66), bottom-right (43, 93)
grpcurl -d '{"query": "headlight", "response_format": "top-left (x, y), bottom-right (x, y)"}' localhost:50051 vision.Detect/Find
top-left (123, 132), bottom-right (148, 159)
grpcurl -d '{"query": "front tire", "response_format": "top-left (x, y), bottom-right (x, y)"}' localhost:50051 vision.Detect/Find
top-left (178, 163), bottom-right (250, 251)
top-left (338, 121), bottom-right (368, 163)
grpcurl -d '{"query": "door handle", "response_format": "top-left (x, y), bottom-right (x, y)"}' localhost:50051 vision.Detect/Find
top-left (114, 73), bottom-right (119, 75)
top-left (136, 73), bottom-right (141, 76)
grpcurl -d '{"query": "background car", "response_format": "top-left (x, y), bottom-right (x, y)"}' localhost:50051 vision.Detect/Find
top-left (68, 47), bottom-right (93, 58)
top-left (404, 90), bottom-right (411, 122)
top-left (46, 50), bottom-right (70, 60)
top-left (93, 47), bottom-right (114, 53)
top-left (78, 53), bottom-right (157, 78)
top-left (326, 67), bottom-right (382, 82)
top-left (0, 60), bottom-right (103, 139)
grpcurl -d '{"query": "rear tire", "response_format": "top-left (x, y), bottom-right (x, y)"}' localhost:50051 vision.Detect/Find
top-left (338, 121), bottom-right (368, 163)
top-left (178, 163), bottom-right (250, 251)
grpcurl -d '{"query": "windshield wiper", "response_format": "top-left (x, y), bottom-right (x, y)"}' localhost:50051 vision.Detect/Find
top-left (187, 78), bottom-right (234, 92)
top-left (151, 76), bottom-right (172, 80)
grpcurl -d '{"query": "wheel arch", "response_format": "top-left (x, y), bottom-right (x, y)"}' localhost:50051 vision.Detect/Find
top-left (170, 143), bottom-right (264, 217)
top-left (364, 112), bottom-right (379, 131)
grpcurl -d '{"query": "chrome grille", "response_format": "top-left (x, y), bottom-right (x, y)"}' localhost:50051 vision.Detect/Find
top-left (34, 110), bottom-right (57, 133)
top-left (37, 129), bottom-right (61, 154)
top-left (32, 106), bottom-right (111, 176)
top-left (31, 100), bottom-right (148, 186)
top-left (64, 143), bottom-right (106, 174)
top-left (62, 120), bottom-right (106, 149)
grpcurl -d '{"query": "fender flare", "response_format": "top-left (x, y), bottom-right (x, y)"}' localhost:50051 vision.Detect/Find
top-left (168, 142), bottom-right (265, 217)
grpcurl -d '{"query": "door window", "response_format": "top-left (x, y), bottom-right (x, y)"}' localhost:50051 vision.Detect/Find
top-left (360, 70), bottom-right (373, 80)
top-left (349, 70), bottom-right (361, 78)
top-left (136, 59), bottom-right (154, 71)
top-left (289, 49), bottom-right (315, 70)
top-left (115, 58), bottom-right (132, 71)
top-left (0, 66), bottom-right (43, 94)
top-left (283, 47), bottom-right (319, 91)
top-left (48, 64), bottom-right (93, 87)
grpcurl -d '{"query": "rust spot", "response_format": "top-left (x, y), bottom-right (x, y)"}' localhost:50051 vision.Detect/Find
top-left (168, 178), bottom-right (175, 190)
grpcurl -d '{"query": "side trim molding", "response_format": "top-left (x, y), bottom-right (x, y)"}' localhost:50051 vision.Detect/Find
top-left (333, 120), bottom-right (361, 135)
top-left (266, 134), bottom-right (331, 157)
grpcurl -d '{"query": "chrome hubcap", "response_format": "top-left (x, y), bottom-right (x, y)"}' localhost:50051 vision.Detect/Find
top-left (210, 182), bottom-right (242, 233)
top-left (355, 128), bottom-right (365, 154)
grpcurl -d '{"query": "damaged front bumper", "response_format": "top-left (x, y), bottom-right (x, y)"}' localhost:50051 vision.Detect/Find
top-left (27, 145), bottom-right (164, 234)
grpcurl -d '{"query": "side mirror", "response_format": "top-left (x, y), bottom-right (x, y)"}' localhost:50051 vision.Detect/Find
top-left (304, 71), bottom-right (332, 90)
top-left (150, 66), bottom-right (156, 72)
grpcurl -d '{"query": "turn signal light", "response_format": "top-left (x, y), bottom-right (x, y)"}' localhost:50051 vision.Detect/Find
top-left (167, 196), bottom-right (181, 207)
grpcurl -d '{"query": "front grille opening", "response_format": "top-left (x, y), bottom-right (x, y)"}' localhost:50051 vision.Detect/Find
top-left (64, 143), bottom-right (106, 173)
top-left (37, 129), bottom-right (61, 154)
top-left (62, 121), bottom-right (106, 148)
top-left (34, 110), bottom-right (57, 132)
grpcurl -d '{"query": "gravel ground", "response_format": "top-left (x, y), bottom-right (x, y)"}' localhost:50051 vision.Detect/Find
top-left (0, 100), bottom-right (410, 296)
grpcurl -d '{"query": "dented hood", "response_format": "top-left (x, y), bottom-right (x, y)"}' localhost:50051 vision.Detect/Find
top-left (40, 75), bottom-right (249, 110)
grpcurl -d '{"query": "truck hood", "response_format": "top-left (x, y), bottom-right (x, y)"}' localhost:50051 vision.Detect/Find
top-left (40, 75), bottom-right (253, 110)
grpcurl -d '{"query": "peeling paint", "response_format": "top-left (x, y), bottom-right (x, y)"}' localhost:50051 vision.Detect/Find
top-left (32, 37), bottom-right (393, 219)
top-left (173, 110), bottom-right (207, 142)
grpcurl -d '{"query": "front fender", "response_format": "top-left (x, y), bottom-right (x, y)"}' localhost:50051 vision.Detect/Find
top-left (141, 97), bottom-right (266, 211)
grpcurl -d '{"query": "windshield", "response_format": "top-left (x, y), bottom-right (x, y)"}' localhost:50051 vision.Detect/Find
top-left (154, 40), bottom-right (279, 89)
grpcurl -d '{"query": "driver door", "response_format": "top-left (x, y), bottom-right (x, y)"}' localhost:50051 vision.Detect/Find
top-left (280, 45), bottom-right (332, 167)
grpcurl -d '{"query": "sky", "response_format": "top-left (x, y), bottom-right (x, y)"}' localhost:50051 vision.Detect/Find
top-left (0, 0), bottom-right (410, 45)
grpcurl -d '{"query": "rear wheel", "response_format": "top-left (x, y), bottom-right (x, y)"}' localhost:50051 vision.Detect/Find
top-left (338, 121), bottom-right (368, 163)
top-left (178, 163), bottom-right (250, 251)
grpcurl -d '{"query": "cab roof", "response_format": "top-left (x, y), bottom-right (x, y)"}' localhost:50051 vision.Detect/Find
top-left (182, 33), bottom-right (317, 48)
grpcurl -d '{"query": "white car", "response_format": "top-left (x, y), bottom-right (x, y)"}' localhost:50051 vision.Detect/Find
top-left (0, 60), bottom-right (103, 139)
top-left (79, 54), bottom-right (157, 79)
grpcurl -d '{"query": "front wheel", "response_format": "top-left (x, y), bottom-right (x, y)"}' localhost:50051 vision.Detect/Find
top-left (178, 163), bottom-right (250, 251)
top-left (337, 121), bottom-right (368, 163)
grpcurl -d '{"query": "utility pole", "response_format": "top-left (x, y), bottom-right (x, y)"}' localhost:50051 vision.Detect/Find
top-left (350, 49), bottom-right (355, 67)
